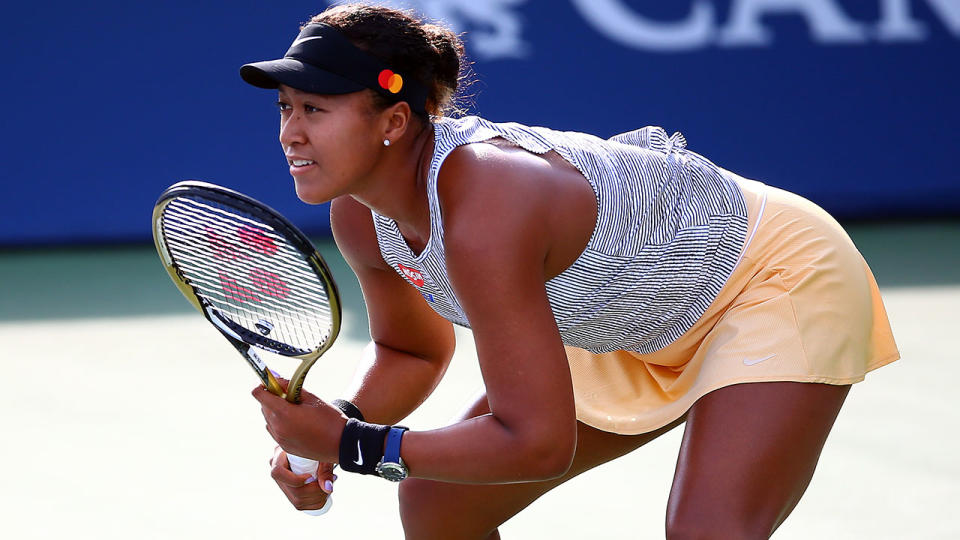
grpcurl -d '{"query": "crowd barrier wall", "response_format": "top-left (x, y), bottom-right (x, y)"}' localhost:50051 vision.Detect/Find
top-left (2, 1), bottom-right (957, 245)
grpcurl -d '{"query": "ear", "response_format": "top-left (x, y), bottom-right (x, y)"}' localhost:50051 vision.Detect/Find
top-left (381, 100), bottom-right (415, 143)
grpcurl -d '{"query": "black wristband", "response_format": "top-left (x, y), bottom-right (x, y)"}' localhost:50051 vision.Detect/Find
top-left (338, 419), bottom-right (390, 476)
top-left (332, 399), bottom-right (365, 422)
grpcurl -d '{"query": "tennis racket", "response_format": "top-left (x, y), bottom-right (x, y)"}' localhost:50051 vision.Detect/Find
top-left (152, 180), bottom-right (341, 516)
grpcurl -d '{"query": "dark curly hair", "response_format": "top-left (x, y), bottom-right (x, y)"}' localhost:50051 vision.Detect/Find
top-left (309, 3), bottom-right (471, 119)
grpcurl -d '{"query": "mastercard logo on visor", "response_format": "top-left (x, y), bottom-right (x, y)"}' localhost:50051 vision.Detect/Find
top-left (378, 69), bottom-right (404, 94)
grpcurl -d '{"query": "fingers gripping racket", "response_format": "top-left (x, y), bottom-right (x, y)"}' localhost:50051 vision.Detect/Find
top-left (152, 180), bottom-right (341, 515)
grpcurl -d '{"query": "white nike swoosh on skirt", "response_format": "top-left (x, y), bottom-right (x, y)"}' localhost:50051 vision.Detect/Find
top-left (743, 353), bottom-right (777, 366)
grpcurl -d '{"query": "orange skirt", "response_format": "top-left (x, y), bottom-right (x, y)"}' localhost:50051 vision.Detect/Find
top-left (566, 173), bottom-right (900, 435)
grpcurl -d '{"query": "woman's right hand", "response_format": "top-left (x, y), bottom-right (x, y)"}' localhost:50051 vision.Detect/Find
top-left (269, 446), bottom-right (337, 512)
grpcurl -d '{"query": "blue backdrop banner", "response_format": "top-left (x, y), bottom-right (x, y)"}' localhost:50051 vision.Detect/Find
top-left (2, 1), bottom-right (957, 246)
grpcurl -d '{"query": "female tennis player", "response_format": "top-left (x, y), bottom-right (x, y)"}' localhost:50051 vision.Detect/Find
top-left (246, 4), bottom-right (899, 538)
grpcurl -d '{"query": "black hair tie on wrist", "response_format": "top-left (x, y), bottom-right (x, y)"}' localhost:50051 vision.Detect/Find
top-left (338, 419), bottom-right (390, 476)
top-left (332, 399), bottom-right (365, 422)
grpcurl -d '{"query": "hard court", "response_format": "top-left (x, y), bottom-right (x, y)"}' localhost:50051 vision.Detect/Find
top-left (0, 221), bottom-right (957, 539)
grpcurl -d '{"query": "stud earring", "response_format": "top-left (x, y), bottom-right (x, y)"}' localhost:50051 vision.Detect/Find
top-left (383, 139), bottom-right (391, 147)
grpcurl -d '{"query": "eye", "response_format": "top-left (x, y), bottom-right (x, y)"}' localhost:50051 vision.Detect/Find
top-left (304, 104), bottom-right (325, 113)
top-left (275, 101), bottom-right (291, 112)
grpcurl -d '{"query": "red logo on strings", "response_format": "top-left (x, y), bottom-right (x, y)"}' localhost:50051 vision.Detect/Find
top-left (249, 268), bottom-right (290, 298)
top-left (213, 226), bottom-right (290, 304)
top-left (206, 227), bottom-right (244, 260)
top-left (239, 226), bottom-right (278, 255)
top-left (398, 264), bottom-right (425, 287)
top-left (219, 273), bottom-right (260, 303)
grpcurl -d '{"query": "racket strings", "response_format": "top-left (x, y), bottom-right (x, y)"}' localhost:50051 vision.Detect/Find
top-left (161, 224), bottom-right (331, 306)
top-left (161, 197), bottom-right (334, 352)
top-left (161, 198), bottom-right (329, 343)
top-left (165, 235), bottom-right (323, 350)
top-left (163, 208), bottom-right (326, 350)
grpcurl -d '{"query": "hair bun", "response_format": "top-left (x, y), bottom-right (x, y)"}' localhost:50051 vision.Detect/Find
top-left (421, 23), bottom-right (464, 115)
top-left (314, 4), bottom-right (470, 118)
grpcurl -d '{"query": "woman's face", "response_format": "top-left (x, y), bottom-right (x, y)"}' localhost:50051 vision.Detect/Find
top-left (277, 85), bottom-right (383, 204)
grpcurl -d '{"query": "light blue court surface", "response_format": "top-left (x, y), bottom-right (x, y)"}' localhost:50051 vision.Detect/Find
top-left (1, 222), bottom-right (958, 538)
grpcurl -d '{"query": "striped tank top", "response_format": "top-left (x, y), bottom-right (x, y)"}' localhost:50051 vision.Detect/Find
top-left (372, 116), bottom-right (749, 354)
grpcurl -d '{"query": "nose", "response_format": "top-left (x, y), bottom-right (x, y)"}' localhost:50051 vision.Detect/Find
top-left (279, 111), bottom-right (307, 148)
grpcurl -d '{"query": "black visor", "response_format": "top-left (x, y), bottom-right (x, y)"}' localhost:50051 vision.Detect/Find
top-left (240, 23), bottom-right (428, 114)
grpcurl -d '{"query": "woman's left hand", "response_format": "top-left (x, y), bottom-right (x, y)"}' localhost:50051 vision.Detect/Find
top-left (252, 378), bottom-right (347, 464)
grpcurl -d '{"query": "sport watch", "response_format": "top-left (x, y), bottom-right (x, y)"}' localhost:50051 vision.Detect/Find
top-left (376, 426), bottom-right (410, 482)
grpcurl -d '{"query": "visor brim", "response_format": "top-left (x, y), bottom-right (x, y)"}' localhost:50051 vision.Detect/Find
top-left (240, 58), bottom-right (366, 95)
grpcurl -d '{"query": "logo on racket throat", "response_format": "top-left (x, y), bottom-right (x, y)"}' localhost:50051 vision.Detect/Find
top-left (255, 319), bottom-right (274, 336)
top-left (397, 264), bottom-right (425, 287)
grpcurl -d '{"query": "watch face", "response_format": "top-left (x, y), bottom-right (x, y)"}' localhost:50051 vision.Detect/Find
top-left (377, 462), bottom-right (408, 482)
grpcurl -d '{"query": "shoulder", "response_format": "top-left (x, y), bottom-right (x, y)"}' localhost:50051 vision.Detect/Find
top-left (439, 142), bottom-right (554, 220)
top-left (329, 195), bottom-right (389, 272)
top-left (435, 142), bottom-right (555, 268)
top-left (437, 140), bottom-right (559, 209)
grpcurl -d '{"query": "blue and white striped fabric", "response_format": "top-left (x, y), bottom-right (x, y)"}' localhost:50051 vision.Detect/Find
top-left (372, 116), bottom-right (749, 354)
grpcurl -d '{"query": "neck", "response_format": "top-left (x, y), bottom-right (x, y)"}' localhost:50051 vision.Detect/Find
top-left (352, 121), bottom-right (435, 235)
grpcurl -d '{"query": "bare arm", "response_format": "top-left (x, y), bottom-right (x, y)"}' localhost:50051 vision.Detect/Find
top-left (397, 145), bottom-right (579, 483)
top-left (330, 195), bottom-right (457, 424)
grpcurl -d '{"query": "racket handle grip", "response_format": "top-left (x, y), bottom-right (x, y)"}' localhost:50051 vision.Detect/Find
top-left (287, 454), bottom-right (332, 516)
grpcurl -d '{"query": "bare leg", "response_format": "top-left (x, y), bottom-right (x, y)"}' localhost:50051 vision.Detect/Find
top-left (665, 381), bottom-right (851, 539)
top-left (399, 395), bottom-right (685, 540)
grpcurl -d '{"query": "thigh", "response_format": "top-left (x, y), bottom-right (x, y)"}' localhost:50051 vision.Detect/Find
top-left (400, 394), bottom-right (684, 540)
top-left (666, 381), bottom-right (851, 539)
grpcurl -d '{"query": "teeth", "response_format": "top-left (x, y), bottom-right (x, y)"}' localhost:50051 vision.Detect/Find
top-left (292, 160), bottom-right (315, 167)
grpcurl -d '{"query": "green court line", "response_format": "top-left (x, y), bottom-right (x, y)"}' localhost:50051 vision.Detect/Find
top-left (1, 222), bottom-right (957, 326)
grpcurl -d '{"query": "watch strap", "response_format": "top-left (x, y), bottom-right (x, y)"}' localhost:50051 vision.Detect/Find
top-left (383, 426), bottom-right (409, 465)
